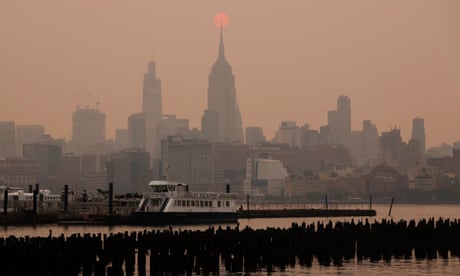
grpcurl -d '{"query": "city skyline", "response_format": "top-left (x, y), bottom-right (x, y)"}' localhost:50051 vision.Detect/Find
top-left (1, 1), bottom-right (460, 147)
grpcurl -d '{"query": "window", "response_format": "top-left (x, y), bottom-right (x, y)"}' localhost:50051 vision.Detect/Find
top-left (226, 201), bottom-right (230, 207)
top-left (191, 201), bottom-right (195, 207)
top-left (200, 201), bottom-right (204, 207)
top-left (217, 201), bottom-right (221, 207)
top-left (186, 200), bottom-right (190, 207)
top-left (209, 201), bottom-right (213, 207)
top-left (205, 201), bottom-right (209, 207)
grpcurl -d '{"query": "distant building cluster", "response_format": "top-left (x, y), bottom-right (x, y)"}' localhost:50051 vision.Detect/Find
top-left (1, 27), bottom-right (460, 201)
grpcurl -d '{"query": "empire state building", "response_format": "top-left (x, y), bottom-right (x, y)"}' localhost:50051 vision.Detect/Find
top-left (205, 27), bottom-right (243, 142)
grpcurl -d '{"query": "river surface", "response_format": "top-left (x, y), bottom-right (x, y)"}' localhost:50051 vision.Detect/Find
top-left (2, 204), bottom-right (460, 275)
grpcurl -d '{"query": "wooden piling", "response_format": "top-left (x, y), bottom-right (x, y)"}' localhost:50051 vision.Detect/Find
top-left (3, 218), bottom-right (460, 273)
top-left (108, 182), bottom-right (113, 215)
top-left (388, 197), bottom-right (394, 216)
top-left (246, 194), bottom-right (250, 217)
top-left (63, 185), bottom-right (69, 213)
top-left (3, 189), bottom-right (7, 217)
top-left (33, 184), bottom-right (39, 214)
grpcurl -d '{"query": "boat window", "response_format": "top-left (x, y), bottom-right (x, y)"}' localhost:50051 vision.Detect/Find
top-left (209, 201), bottom-right (213, 207)
top-left (151, 199), bottom-right (161, 206)
top-left (217, 201), bottom-right (221, 207)
top-left (154, 186), bottom-right (167, 193)
top-left (204, 201), bottom-right (208, 207)
top-left (186, 200), bottom-right (190, 207)
top-left (182, 200), bottom-right (186, 206)
top-left (200, 201), bottom-right (204, 207)
top-left (191, 201), bottom-right (195, 207)
top-left (177, 200), bottom-right (181, 206)
top-left (226, 201), bottom-right (230, 207)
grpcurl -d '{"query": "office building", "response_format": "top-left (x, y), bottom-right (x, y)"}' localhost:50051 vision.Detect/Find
top-left (106, 149), bottom-right (152, 194)
top-left (245, 126), bottom-right (266, 146)
top-left (128, 113), bottom-right (146, 150)
top-left (16, 124), bottom-right (45, 156)
top-left (0, 121), bottom-right (16, 157)
top-left (411, 117), bottom-right (426, 154)
top-left (71, 107), bottom-right (106, 154)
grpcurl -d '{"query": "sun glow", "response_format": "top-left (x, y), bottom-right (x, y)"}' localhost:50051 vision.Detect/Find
top-left (214, 12), bottom-right (229, 28)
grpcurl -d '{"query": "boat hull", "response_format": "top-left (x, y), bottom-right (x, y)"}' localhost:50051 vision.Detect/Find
top-left (124, 211), bottom-right (238, 226)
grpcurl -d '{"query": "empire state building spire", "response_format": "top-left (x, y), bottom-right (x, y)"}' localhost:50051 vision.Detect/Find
top-left (218, 25), bottom-right (225, 61)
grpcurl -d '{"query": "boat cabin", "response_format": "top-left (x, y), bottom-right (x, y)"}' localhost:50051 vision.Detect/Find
top-left (136, 180), bottom-right (236, 213)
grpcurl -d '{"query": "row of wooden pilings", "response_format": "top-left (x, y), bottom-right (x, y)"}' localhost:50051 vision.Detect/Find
top-left (2, 217), bottom-right (460, 275)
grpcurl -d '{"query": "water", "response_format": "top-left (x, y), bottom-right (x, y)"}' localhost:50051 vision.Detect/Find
top-left (2, 204), bottom-right (460, 275)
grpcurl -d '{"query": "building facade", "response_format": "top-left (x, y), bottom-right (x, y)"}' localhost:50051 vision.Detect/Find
top-left (161, 136), bottom-right (214, 192)
top-left (0, 158), bottom-right (39, 188)
top-left (115, 129), bottom-right (129, 148)
top-left (23, 142), bottom-right (62, 177)
top-left (245, 126), bottom-right (266, 146)
top-left (106, 149), bottom-right (152, 194)
top-left (201, 109), bottom-right (219, 142)
top-left (0, 121), bottom-right (16, 157)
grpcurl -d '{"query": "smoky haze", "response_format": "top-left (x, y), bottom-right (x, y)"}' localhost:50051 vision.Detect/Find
top-left (1, 0), bottom-right (459, 147)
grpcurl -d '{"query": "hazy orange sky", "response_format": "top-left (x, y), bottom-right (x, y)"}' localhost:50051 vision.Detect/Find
top-left (1, 1), bottom-right (459, 147)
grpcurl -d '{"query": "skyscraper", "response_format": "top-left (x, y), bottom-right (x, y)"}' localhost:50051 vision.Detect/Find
top-left (381, 128), bottom-right (403, 169)
top-left (411, 117), bottom-right (426, 154)
top-left (207, 27), bottom-right (243, 142)
top-left (362, 120), bottom-right (379, 159)
top-left (128, 113), bottom-right (146, 150)
top-left (327, 96), bottom-right (351, 148)
top-left (336, 95), bottom-right (351, 147)
top-left (142, 58), bottom-right (162, 159)
top-left (71, 107), bottom-right (106, 154)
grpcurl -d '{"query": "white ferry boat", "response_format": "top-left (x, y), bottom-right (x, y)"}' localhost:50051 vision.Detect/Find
top-left (132, 180), bottom-right (238, 225)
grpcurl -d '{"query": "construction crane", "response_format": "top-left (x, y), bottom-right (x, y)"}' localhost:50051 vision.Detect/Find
top-left (74, 89), bottom-right (101, 109)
